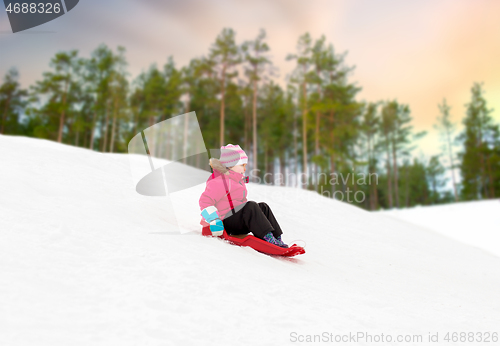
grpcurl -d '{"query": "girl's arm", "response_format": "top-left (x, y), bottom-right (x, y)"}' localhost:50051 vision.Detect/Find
top-left (199, 178), bottom-right (226, 218)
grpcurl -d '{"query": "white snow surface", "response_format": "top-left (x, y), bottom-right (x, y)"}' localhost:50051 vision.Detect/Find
top-left (1, 135), bottom-right (499, 346)
top-left (381, 200), bottom-right (500, 258)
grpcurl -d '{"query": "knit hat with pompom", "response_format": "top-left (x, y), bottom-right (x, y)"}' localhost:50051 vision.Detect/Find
top-left (219, 144), bottom-right (248, 167)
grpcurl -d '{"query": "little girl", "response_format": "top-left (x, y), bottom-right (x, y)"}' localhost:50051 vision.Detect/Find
top-left (199, 144), bottom-right (288, 248)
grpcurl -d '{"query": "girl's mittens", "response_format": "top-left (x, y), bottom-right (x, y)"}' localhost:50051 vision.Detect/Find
top-left (201, 206), bottom-right (219, 223)
top-left (201, 206), bottom-right (224, 236)
top-left (209, 219), bottom-right (224, 236)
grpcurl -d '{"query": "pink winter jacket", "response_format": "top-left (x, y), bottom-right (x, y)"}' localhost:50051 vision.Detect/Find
top-left (199, 158), bottom-right (248, 220)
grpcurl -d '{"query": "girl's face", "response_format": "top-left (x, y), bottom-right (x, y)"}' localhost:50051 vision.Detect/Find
top-left (230, 163), bottom-right (246, 174)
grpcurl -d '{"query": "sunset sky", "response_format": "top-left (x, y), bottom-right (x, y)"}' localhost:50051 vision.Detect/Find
top-left (1, 0), bottom-right (499, 160)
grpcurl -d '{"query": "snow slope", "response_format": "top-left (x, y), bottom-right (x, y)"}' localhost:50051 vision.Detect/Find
top-left (1, 135), bottom-right (499, 346)
top-left (381, 201), bottom-right (500, 258)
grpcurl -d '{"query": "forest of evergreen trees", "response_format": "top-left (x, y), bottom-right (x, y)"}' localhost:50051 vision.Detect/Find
top-left (1, 28), bottom-right (499, 210)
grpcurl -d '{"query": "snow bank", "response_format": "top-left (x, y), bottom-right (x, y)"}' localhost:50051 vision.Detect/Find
top-left (381, 200), bottom-right (500, 258)
top-left (1, 135), bottom-right (499, 346)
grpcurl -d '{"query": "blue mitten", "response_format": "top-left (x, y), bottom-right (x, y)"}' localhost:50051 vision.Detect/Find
top-left (201, 206), bottom-right (224, 236)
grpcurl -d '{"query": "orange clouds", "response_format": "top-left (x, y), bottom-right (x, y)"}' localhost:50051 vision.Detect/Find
top-left (355, 0), bottom-right (500, 127)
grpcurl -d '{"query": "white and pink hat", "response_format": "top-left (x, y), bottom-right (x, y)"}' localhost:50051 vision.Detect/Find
top-left (219, 144), bottom-right (248, 167)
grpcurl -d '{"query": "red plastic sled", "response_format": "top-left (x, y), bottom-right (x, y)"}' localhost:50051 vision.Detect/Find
top-left (201, 220), bottom-right (305, 257)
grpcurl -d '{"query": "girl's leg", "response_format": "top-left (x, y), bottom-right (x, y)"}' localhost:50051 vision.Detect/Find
top-left (257, 202), bottom-right (283, 238)
top-left (222, 201), bottom-right (274, 239)
top-left (221, 207), bottom-right (248, 236)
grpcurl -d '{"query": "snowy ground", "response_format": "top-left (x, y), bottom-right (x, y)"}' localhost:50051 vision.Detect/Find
top-left (381, 200), bottom-right (500, 258)
top-left (1, 135), bottom-right (499, 346)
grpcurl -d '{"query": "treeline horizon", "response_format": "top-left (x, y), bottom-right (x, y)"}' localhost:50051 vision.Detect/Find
top-left (1, 28), bottom-right (499, 210)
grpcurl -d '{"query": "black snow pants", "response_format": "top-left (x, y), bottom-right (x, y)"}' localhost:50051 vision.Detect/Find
top-left (222, 201), bottom-right (284, 239)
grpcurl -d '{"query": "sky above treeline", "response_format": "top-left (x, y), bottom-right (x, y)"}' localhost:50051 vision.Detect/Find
top-left (1, 0), bottom-right (499, 159)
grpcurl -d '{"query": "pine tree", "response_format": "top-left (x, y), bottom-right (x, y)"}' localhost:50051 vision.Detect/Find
top-left (361, 102), bottom-right (380, 210)
top-left (0, 68), bottom-right (27, 135)
top-left (223, 81), bottom-right (244, 146)
top-left (380, 101), bottom-right (396, 208)
top-left (309, 35), bottom-right (327, 192)
top-left (287, 33), bottom-right (313, 187)
top-left (241, 28), bottom-right (273, 180)
top-left (181, 57), bottom-right (219, 152)
top-left (392, 103), bottom-right (418, 208)
top-left (101, 47), bottom-right (127, 152)
top-left (239, 82), bottom-right (253, 154)
top-left (427, 155), bottom-right (446, 204)
top-left (380, 100), bottom-right (424, 208)
top-left (86, 45), bottom-right (120, 150)
top-left (108, 70), bottom-right (129, 152)
top-left (405, 158), bottom-right (431, 207)
top-left (459, 82), bottom-right (499, 199)
top-left (29, 50), bottom-right (82, 143)
top-left (258, 81), bottom-right (292, 185)
top-left (209, 28), bottom-right (240, 147)
top-left (434, 98), bottom-right (459, 201)
top-left (162, 57), bottom-right (183, 120)
top-left (319, 46), bottom-right (359, 195)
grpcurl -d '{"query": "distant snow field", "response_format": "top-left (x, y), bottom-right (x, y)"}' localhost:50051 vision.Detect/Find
top-left (382, 200), bottom-right (500, 258)
top-left (1, 135), bottom-right (499, 346)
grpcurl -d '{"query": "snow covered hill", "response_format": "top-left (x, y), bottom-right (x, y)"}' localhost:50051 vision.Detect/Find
top-left (1, 135), bottom-right (499, 346)
top-left (381, 200), bottom-right (500, 258)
